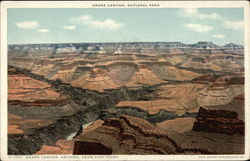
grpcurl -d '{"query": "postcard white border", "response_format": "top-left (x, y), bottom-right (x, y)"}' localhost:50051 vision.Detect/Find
top-left (1, 1), bottom-right (250, 161)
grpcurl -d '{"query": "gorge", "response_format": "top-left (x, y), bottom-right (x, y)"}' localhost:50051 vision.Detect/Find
top-left (7, 41), bottom-right (245, 155)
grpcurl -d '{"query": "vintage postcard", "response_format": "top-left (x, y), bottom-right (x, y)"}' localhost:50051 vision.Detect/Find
top-left (0, 1), bottom-right (249, 161)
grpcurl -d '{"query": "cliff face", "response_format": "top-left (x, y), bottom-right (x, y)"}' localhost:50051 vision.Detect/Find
top-left (193, 107), bottom-right (244, 135)
top-left (8, 74), bottom-right (70, 106)
top-left (197, 76), bottom-right (244, 107)
top-left (8, 41), bottom-right (244, 56)
top-left (191, 74), bottom-right (220, 83)
top-left (116, 83), bottom-right (205, 116)
top-left (72, 114), bottom-right (244, 155)
top-left (73, 115), bottom-right (178, 155)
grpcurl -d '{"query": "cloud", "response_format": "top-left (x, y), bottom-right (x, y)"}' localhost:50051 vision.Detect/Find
top-left (179, 8), bottom-right (243, 31)
top-left (179, 8), bottom-right (221, 20)
top-left (223, 20), bottom-right (243, 30)
top-left (62, 25), bottom-right (76, 30)
top-left (185, 24), bottom-right (213, 32)
top-left (37, 29), bottom-right (49, 33)
top-left (16, 21), bottom-right (39, 29)
top-left (213, 34), bottom-right (225, 39)
top-left (70, 15), bottom-right (123, 30)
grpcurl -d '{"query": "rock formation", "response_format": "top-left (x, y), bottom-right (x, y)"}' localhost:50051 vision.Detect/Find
top-left (197, 76), bottom-right (244, 107)
top-left (73, 115), bottom-right (244, 154)
top-left (116, 83), bottom-right (205, 115)
top-left (35, 140), bottom-right (73, 155)
top-left (193, 107), bottom-right (244, 135)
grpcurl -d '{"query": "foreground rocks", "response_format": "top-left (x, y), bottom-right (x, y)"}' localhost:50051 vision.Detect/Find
top-left (36, 140), bottom-right (74, 155)
top-left (72, 114), bottom-right (244, 155)
top-left (156, 117), bottom-right (195, 133)
top-left (193, 107), bottom-right (244, 135)
top-left (73, 115), bottom-right (178, 154)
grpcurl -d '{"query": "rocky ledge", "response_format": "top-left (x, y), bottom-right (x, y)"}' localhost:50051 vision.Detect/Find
top-left (35, 140), bottom-right (74, 155)
top-left (72, 114), bottom-right (244, 155)
top-left (193, 107), bottom-right (244, 135)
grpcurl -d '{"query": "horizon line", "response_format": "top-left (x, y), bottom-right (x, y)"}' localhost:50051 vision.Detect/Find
top-left (8, 41), bottom-right (244, 46)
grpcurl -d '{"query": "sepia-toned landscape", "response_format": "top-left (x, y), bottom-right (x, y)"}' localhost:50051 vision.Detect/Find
top-left (8, 41), bottom-right (244, 155)
top-left (5, 7), bottom-right (246, 156)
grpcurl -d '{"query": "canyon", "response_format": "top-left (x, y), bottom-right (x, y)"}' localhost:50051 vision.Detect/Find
top-left (7, 41), bottom-right (244, 155)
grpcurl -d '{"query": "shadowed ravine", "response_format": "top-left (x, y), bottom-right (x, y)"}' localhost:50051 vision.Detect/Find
top-left (8, 65), bottom-right (198, 155)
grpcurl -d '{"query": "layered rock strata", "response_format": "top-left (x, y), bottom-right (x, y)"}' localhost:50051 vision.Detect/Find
top-left (193, 107), bottom-right (244, 135)
top-left (73, 115), bottom-right (244, 155)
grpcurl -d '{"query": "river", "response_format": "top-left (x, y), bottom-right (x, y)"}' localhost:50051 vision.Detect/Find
top-left (66, 121), bottom-right (94, 140)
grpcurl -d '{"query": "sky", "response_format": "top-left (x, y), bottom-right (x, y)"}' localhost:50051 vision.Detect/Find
top-left (8, 8), bottom-right (244, 45)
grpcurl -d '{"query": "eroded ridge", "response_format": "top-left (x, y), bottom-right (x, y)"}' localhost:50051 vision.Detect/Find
top-left (73, 113), bottom-right (244, 155)
top-left (193, 107), bottom-right (244, 135)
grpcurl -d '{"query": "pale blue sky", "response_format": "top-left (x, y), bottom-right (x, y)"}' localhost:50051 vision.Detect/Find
top-left (8, 8), bottom-right (244, 45)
